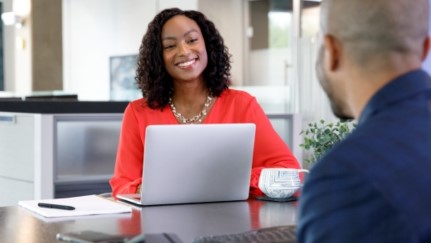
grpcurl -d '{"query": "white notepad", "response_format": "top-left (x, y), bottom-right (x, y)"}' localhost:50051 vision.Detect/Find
top-left (18, 195), bottom-right (132, 218)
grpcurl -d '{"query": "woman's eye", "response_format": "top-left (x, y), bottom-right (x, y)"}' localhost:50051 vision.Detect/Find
top-left (188, 38), bottom-right (198, 44)
top-left (164, 45), bottom-right (175, 50)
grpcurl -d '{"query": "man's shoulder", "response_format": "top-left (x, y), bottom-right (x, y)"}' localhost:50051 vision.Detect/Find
top-left (299, 132), bottom-right (430, 242)
top-left (302, 120), bottom-right (431, 236)
top-left (313, 119), bottom-right (430, 178)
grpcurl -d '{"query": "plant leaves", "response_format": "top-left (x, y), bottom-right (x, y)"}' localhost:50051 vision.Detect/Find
top-left (300, 119), bottom-right (356, 167)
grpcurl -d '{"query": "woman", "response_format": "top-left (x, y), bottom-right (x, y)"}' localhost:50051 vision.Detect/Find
top-left (110, 8), bottom-right (300, 197)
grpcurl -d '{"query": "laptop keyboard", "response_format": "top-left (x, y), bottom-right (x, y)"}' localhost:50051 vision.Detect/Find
top-left (193, 225), bottom-right (296, 243)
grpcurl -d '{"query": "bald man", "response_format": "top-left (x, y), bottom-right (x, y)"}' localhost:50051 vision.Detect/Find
top-left (297, 0), bottom-right (431, 242)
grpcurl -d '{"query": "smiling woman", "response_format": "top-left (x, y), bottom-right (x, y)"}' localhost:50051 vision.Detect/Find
top-left (109, 8), bottom-right (301, 199)
top-left (161, 15), bottom-right (209, 96)
top-left (136, 8), bottom-right (231, 111)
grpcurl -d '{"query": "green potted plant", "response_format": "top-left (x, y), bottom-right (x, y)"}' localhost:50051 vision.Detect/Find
top-left (300, 119), bottom-right (356, 168)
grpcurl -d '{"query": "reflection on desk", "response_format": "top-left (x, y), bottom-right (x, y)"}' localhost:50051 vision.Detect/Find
top-left (0, 199), bottom-right (298, 243)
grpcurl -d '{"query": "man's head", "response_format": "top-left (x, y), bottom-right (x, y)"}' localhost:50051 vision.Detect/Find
top-left (317, 0), bottom-right (430, 119)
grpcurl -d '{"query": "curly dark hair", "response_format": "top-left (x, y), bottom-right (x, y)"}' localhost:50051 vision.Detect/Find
top-left (135, 8), bottom-right (232, 110)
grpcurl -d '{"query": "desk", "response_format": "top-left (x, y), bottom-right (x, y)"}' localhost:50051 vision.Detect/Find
top-left (0, 199), bottom-right (297, 243)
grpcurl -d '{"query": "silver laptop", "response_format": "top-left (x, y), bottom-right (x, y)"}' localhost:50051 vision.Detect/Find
top-left (117, 123), bottom-right (256, 206)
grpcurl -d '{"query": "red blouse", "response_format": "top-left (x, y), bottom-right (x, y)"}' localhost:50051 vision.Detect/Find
top-left (110, 89), bottom-right (300, 197)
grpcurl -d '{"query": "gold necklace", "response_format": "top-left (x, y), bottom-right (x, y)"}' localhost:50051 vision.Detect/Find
top-left (169, 95), bottom-right (213, 124)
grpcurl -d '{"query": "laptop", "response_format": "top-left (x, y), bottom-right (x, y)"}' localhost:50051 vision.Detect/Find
top-left (117, 123), bottom-right (256, 206)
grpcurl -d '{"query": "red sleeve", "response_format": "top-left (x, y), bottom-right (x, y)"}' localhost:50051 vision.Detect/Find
top-left (110, 103), bottom-right (144, 197)
top-left (244, 98), bottom-right (300, 197)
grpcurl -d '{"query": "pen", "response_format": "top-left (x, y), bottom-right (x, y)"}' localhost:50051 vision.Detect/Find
top-left (38, 203), bottom-right (75, 210)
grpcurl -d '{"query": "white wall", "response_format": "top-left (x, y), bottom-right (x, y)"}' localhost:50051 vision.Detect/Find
top-left (297, 37), bottom-right (335, 124)
top-left (2, 0), bottom-right (15, 91)
top-left (62, 0), bottom-right (249, 101)
top-left (158, 0), bottom-right (197, 10)
top-left (199, 0), bottom-right (245, 86)
top-left (2, 0), bottom-right (32, 94)
top-left (62, 0), bottom-right (202, 101)
top-left (3, 0), bottom-right (15, 92)
top-left (62, 0), bottom-right (157, 101)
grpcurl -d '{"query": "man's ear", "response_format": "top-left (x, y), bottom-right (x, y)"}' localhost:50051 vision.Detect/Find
top-left (323, 35), bottom-right (342, 71)
top-left (421, 36), bottom-right (430, 61)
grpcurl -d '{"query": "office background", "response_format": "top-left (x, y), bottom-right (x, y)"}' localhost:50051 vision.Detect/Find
top-left (1, 0), bottom-right (330, 122)
top-left (0, 0), bottom-right (431, 207)
top-left (2, 0), bottom-right (431, 120)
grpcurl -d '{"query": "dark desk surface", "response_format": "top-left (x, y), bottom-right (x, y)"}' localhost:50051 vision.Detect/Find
top-left (0, 199), bottom-right (298, 243)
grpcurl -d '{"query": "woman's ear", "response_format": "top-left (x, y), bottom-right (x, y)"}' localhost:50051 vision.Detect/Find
top-left (323, 35), bottom-right (342, 71)
top-left (421, 36), bottom-right (430, 61)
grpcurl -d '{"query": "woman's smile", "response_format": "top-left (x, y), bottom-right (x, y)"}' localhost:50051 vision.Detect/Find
top-left (176, 57), bottom-right (198, 69)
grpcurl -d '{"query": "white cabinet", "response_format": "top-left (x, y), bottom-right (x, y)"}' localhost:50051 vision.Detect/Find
top-left (0, 112), bottom-right (123, 206)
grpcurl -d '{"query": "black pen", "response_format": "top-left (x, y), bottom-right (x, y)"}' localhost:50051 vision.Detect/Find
top-left (38, 203), bottom-right (75, 210)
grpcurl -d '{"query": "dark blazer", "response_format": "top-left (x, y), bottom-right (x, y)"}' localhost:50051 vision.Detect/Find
top-left (297, 70), bottom-right (431, 243)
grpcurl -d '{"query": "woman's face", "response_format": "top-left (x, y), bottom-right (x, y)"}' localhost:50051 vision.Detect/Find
top-left (161, 15), bottom-right (208, 84)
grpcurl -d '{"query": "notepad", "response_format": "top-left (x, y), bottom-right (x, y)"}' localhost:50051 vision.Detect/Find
top-left (18, 195), bottom-right (132, 218)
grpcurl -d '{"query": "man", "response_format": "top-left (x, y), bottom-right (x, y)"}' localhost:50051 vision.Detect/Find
top-left (298, 0), bottom-right (431, 242)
